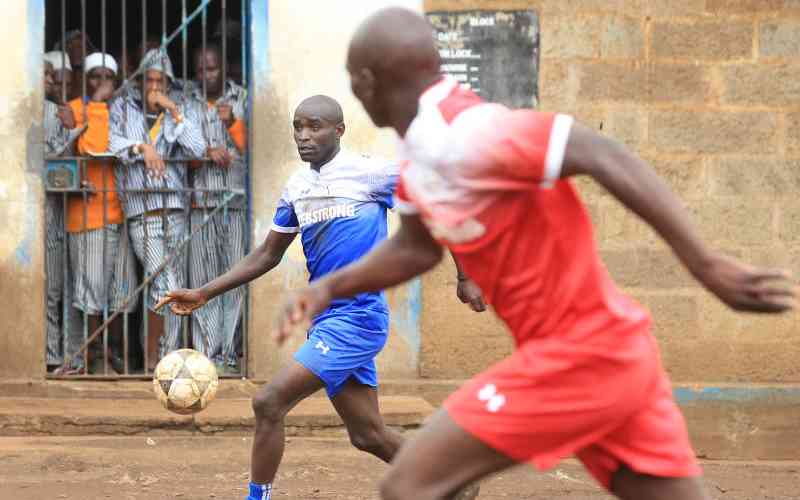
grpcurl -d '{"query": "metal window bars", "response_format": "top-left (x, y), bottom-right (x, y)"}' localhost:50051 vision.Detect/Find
top-left (44, 0), bottom-right (250, 379)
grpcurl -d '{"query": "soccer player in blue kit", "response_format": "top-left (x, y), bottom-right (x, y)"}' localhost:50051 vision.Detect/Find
top-left (157, 95), bottom-right (480, 500)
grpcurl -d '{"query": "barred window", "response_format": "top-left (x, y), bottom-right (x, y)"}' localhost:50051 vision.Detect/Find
top-left (43, 0), bottom-right (251, 379)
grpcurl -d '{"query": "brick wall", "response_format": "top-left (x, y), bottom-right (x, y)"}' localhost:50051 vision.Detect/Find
top-left (421, 0), bottom-right (800, 382)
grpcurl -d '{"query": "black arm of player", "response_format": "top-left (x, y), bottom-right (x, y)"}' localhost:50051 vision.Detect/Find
top-left (274, 214), bottom-right (442, 343)
top-left (562, 122), bottom-right (794, 313)
top-left (157, 230), bottom-right (297, 315)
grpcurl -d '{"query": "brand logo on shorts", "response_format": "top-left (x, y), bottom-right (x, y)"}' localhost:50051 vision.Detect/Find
top-left (315, 340), bottom-right (331, 355)
top-left (477, 383), bottom-right (506, 413)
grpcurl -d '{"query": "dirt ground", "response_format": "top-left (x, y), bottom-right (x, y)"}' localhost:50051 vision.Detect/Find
top-left (1, 435), bottom-right (798, 500)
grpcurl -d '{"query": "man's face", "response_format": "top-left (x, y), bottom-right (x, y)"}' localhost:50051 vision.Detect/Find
top-left (45, 63), bottom-right (71, 102)
top-left (194, 50), bottom-right (222, 96)
top-left (87, 67), bottom-right (116, 95)
top-left (145, 69), bottom-right (167, 93)
top-left (292, 110), bottom-right (342, 165)
top-left (66, 35), bottom-right (86, 68)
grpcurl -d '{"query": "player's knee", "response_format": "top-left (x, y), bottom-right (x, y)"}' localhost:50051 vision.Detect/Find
top-left (348, 426), bottom-right (384, 455)
top-left (251, 386), bottom-right (289, 423)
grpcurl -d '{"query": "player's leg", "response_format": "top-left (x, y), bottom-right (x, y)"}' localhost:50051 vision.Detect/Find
top-left (611, 466), bottom-right (710, 500)
top-left (380, 408), bottom-right (515, 500)
top-left (248, 360), bottom-right (324, 498)
top-left (330, 378), bottom-right (403, 462)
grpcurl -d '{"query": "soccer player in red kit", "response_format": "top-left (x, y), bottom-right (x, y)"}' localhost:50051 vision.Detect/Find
top-left (275, 8), bottom-right (797, 500)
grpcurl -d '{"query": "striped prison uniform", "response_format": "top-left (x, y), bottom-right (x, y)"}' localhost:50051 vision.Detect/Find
top-left (108, 84), bottom-right (207, 357)
top-left (189, 79), bottom-right (248, 367)
top-left (44, 99), bottom-right (84, 367)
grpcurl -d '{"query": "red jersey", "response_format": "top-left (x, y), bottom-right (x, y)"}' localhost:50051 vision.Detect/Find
top-left (396, 77), bottom-right (650, 347)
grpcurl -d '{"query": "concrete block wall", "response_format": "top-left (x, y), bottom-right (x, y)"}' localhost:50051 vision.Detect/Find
top-left (421, 0), bottom-right (800, 383)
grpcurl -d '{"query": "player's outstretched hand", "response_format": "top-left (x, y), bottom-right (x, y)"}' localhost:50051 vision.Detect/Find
top-left (457, 278), bottom-right (487, 312)
top-left (274, 284), bottom-right (332, 346)
top-left (696, 253), bottom-right (796, 313)
top-left (154, 289), bottom-right (209, 316)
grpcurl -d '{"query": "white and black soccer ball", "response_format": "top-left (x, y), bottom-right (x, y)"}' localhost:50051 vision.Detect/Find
top-left (153, 349), bottom-right (219, 415)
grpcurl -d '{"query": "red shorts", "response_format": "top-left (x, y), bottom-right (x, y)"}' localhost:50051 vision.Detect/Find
top-left (443, 330), bottom-right (701, 490)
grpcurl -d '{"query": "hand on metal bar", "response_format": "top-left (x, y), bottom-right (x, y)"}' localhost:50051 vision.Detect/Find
top-left (141, 143), bottom-right (167, 179)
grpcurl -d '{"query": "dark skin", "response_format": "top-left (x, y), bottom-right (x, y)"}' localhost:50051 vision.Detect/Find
top-left (194, 47), bottom-right (233, 167)
top-left (135, 69), bottom-right (182, 181)
top-left (273, 8), bottom-right (796, 500)
top-left (155, 96), bottom-right (405, 486)
top-left (45, 63), bottom-right (76, 129)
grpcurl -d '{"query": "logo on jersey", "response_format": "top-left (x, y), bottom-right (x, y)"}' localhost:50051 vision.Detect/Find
top-left (477, 383), bottom-right (506, 413)
top-left (298, 203), bottom-right (356, 226)
top-left (314, 340), bottom-right (331, 355)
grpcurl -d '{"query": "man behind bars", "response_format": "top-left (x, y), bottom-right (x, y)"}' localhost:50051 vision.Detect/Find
top-left (43, 51), bottom-right (83, 373)
top-left (108, 49), bottom-right (206, 372)
top-left (188, 42), bottom-right (249, 373)
top-left (59, 52), bottom-right (139, 375)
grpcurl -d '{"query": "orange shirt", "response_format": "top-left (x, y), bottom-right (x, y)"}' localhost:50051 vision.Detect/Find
top-left (66, 99), bottom-right (125, 233)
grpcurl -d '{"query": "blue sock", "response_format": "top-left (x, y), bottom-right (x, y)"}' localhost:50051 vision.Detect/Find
top-left (247, 482), bottom-right (272, 500)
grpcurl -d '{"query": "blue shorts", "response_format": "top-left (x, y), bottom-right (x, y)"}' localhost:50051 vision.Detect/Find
top-left (294, 308), bottom-right (389, 398)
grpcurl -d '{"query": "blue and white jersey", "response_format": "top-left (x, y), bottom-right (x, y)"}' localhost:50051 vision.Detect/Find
top-left (272, 149), bottom-right (398, 317)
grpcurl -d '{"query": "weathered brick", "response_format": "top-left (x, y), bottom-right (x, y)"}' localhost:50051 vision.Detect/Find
top-left (660, 340), bottom-right (800, 382)
top-left (539, 59), bottom-right (580, 110)
top-left (597, 197), bottom-right (659, 246)
top-left (642, 155), bottom-right (707, 199)
top-left (689, 198), bottom-right (775, 245)
top-left (760, 19), bottom-right (800, 58)
top-left (602, 106), bottom-right (647, 148)
top-left (777, 200), bottom-right (800, 243)
top-left (628, 292), bottom-right (701, 343)
top-left (708, 157), bottom-right (800, 196)
top-left (706, 0), bottom-right (785, 13)
top-left (601, 16), bottom-right (644, 59)
top-left (649, 111), bottom-right (779, 154)
top-left (540, 0), bottom-right (645, 15)
top-left (788, 113), bottom-right (800, 154)
top-left (720, 64), bottom-right (800, 107)
top-left (646, 0), bottom-right (706, 17)
top-left (541, 16), bottom-right (601, 58)
top-left (577, 62), bottom-right (648, 102)
top-left (602, 247), bottom-right (695, 288)
top-left (648, 63), bottom-right (712, 103)
top-left (652, 20), bottom-right (753, 60)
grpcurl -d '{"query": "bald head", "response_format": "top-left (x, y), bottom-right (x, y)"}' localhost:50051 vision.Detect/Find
top-left (295, 95), bottom-right (344, 125)
top-left (293, 95), bottom-right (345, 169)
top-left (347, 8), bottom-right (442, 132)
top-left (348, 8), bottom-right (440, 82)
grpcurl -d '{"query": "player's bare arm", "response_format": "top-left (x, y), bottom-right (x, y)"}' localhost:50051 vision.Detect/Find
top-left (562, 122), bottom-right (796, 314)
top-left (157, 230), bottom-right (297, 315)
top-left (274, 213), bottom-right (441, 344)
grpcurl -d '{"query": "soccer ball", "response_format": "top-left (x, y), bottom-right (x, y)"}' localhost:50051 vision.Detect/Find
top-left (153, 349), bottom-right (219, 415)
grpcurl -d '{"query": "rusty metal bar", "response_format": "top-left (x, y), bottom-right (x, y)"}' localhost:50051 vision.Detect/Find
top-left (221, 0), bottom-right (227, 87)
top-left (60, 0), bottom-right (66, 104)
top-left (141, 0), bottom-right (149, 375)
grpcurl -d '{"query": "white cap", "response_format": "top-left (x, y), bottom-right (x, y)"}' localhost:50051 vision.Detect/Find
top-left (83, 52), bottom-right (118, 75)
top-left (44, 51), bottom-right (72, 71)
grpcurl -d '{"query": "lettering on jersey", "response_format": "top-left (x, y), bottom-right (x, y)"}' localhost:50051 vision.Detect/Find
top-left (298, 204), bottom-right (357, 226)
top-left (478, 383), bottom-right (506, 413)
